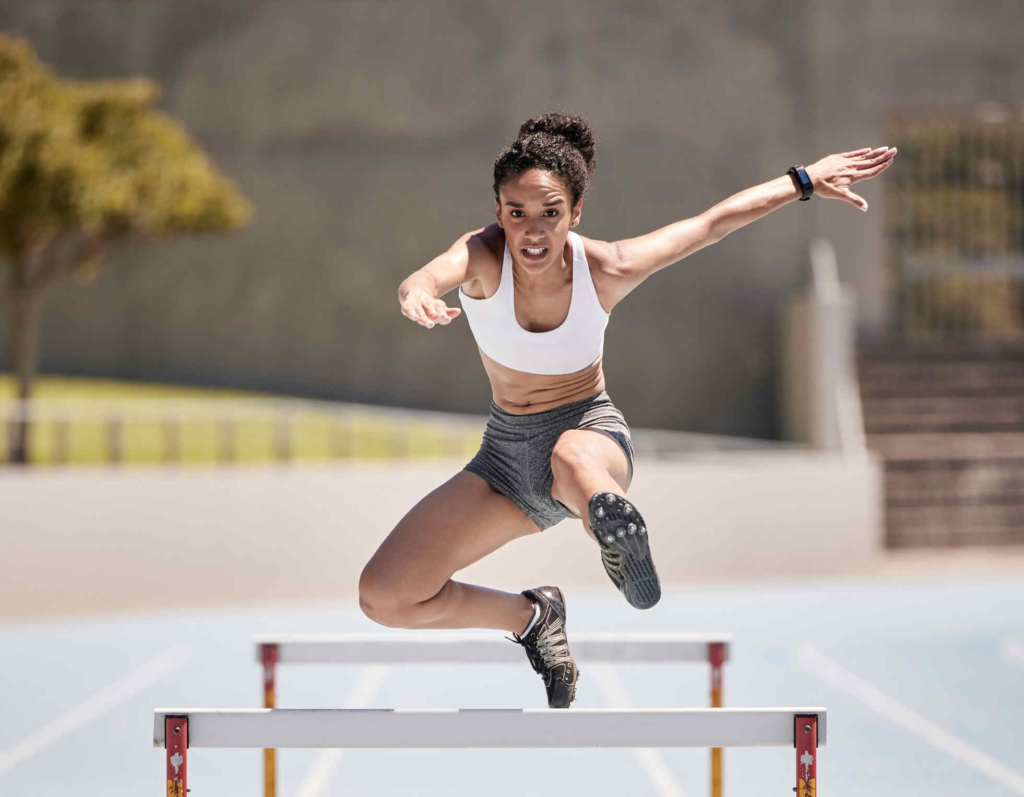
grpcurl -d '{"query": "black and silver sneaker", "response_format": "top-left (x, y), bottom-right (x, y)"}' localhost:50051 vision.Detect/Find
top-left (589, 491), bottom-right (661, 609)
top-left (509, 586), bottom-right (578, 708)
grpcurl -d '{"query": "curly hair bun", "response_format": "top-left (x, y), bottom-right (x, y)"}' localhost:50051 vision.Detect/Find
top-left (493, 112), bottom-right (597, 204)
top-left (516, 113), bottom-right (597, 175)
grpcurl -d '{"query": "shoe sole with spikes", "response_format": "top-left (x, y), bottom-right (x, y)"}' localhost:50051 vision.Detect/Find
top-left (588, 492), bottom-right (661, 609)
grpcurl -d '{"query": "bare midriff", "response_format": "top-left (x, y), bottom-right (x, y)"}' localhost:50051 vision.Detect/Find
top-left (478, 347), bottom-right (606, 414)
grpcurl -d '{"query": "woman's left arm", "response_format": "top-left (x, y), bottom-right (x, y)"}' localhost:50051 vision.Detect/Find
top-left (599, 146), bottom-right (897, 306)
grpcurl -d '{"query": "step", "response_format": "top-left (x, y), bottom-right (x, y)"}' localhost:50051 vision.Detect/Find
top-left (886, 504), bottom-right (1024, 547)
top-left (867, 432), bottom-right (1024, 462)
top-left (858, 342), bottom-right (1024, 548)
top-left (858, 361), bottom-right (1024, 397)
top-left (859, 341), bottom-right (1024, 363)
top-left (883, 460), bottom-right (1024, 504)
top-left (862, 396), bottom-right (1024, 433)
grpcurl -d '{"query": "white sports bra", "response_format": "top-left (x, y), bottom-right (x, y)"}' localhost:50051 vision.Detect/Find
top-left (457, 231), bottom-right (610, 375)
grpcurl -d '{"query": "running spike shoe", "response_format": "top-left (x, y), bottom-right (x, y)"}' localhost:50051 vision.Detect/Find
top-left (588, 492), bottom-right (661, 609)
top-left (509, 586), bottom-right (578, 708)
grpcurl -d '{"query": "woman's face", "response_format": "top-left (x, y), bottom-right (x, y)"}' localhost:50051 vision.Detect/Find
top-left (495, 169), bottom-right (582, 275)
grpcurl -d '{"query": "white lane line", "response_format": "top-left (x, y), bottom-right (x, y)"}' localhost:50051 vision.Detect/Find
top-left (294, 665), bottom-right (390, 797)
top-left (0, 646), bottom-right (191, 774)
top-left (1002, 639), bottom-right (1024, 670)
top-left (589, 665), bottom-right (689, 797)
top-left (799, 641), bottom-right (1024, 796)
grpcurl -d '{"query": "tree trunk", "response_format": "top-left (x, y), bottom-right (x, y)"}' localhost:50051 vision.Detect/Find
top-left (6, 276), bottom-right (41, 465)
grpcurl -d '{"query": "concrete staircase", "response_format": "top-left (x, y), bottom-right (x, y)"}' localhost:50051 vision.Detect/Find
top-left (859, 342), bottom-right (1024, 547)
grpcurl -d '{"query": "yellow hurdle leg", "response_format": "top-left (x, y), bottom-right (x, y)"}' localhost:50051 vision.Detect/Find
top-left (710, 686), bottom-right (723, 797)
top-left (264, 748), bottom-right (276, 797)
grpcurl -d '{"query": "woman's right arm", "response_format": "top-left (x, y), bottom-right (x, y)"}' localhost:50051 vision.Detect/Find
top-left (398, 225), bottom-right (496, 329)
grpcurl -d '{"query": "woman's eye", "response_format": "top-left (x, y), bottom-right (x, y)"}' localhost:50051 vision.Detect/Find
top-left (511, 210), bottom-right (524, 218)
top-left (544, 210), bottom-right (558, 217)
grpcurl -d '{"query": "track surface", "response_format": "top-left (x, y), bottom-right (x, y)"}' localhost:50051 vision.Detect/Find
top-left (1, 578), bottom-right (1022, 796)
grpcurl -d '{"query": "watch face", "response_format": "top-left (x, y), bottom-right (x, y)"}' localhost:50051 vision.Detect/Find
top-left (791, 167), bottom-right (812, 197)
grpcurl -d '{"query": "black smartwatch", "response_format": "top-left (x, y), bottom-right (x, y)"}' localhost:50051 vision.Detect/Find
top-left (787, 165), bottom-right (814, 201)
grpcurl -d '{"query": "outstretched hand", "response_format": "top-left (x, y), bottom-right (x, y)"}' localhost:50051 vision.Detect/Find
top-left (806, 146), bottom-right (897, 212)
top-left (400, 287), bottom-right (461, 328)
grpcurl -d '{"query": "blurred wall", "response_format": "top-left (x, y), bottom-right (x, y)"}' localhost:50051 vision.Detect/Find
top-left (1, 1), bottom-right (1022, 436)
top-left (0, 454), bottom-right (882, 622)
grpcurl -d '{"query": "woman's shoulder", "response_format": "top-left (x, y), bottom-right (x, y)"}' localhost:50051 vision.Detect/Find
top-left (576, 233), bottom-right (623, 313)
top-left (469, 223), bottom-right (505, 263)
top-left (576, 233), bottom-right (623, 277)
top-left (461, 223), bottom-right (504, 299)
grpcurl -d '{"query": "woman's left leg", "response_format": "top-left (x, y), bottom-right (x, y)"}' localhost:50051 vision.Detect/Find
top-left (550, 427), bottom-right (661, 609)
top-left (549, 428), bottom-right (632, 540)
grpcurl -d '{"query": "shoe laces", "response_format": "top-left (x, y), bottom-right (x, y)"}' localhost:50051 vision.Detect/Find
top-left (508, 617), bottom-right (573, 672)
top-left (533, 617), bottom-right (573, 669)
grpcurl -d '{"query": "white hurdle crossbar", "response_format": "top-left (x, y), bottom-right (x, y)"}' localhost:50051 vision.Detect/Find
top-left (254, 631), bottom-right (731, 664)
top-left (254, 633), bottom-right (732, 797)
top-left (155, 708), bottom-right (826, 794)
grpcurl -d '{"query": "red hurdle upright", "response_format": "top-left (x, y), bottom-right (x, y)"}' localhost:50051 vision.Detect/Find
top-left (709, 641), bottom-right (726, 797)
top-left (164, 715), bottom-right (187, 797)
top-left (796, 713), bottom-right (819, 797)
top-left (261, 642), bottom-right (278, 797)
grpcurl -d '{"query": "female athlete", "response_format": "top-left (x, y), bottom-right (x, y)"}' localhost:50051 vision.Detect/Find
top-left (359, 112), bottom-right (896, 708)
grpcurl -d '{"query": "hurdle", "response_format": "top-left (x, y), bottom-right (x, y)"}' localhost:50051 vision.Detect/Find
top-left (154, 707), bottom-right (825, 795)
top-left (255, 632), bottom-right (731, 797)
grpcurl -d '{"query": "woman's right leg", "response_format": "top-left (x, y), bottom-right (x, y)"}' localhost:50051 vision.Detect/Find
top-left (358, 470), bottom-right (541, 635)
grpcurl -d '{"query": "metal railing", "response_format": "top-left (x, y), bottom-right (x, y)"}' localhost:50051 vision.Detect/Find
top-left (1, 397), bottom-right (797, 467)
top-left (885, 106), bottom-right (1024, 340)
top-left (1, 398), bottom-right (486, 466)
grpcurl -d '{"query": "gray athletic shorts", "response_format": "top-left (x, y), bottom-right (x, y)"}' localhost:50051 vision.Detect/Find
top-left (463, 390), bottom-right (635, 531)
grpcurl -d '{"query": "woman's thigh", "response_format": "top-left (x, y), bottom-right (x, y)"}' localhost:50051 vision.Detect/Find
top-left (549, 428), bottom-right (633, 514)
top-left (360, 469), bottom-right (540, 604)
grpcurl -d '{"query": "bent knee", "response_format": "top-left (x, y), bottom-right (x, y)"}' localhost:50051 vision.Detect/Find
top-left (550, 437), bottom-right (601, 481)
top-left (358, 566), bottom-right (403, 627)
top-left (358, 564), bottom-right (436, 628)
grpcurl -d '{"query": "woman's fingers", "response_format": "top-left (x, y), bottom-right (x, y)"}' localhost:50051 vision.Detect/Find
top-left (844, 146), bottom-right (887, 158)
top-left (402, 302), bottom-right (433, 327)
top-left (851, 152), bottom-right (888, 169)
top-left (403, 298), bottom-right (460, 328)
top-left (844, 146), bottom-right (891, 164)
top-left (847, 156), bottom-right (895, 185)
top-left (852, 147), bottom-right (896, 169)
top-left (837, 186), bottom-right (868, 212)
top-left (865, 158), bottom-right (895, 177)
top-left (433, 302), bottom-right (457, 320)
top-left (808, 145), bottom-right (895, 210)
top-left (431, 300), bottom-right (454, 324)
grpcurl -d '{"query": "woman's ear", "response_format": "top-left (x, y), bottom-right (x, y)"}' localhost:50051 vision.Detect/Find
top-left (494, 198), bottom-right (503, 228)
top-left (570, 199), bottom-right (583, 228)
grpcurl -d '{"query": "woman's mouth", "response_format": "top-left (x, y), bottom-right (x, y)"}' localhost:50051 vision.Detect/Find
top-left (522, 246), bottom-right (548, 261)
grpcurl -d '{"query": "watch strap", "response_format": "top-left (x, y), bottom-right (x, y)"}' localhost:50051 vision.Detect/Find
top-left (787, 165), bottom-right (813, 201)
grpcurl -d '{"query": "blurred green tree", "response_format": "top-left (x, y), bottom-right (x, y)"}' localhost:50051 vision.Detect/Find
top-left (0, 34), bottom-right (253, 464)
